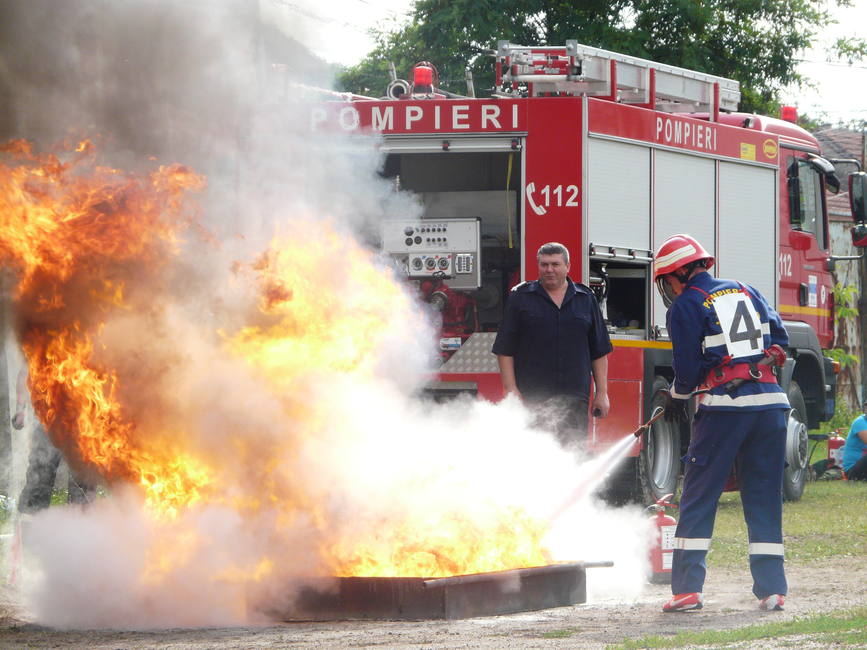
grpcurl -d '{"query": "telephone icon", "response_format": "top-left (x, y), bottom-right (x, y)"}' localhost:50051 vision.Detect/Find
top-left (526, 182), bottom-right (546, 216)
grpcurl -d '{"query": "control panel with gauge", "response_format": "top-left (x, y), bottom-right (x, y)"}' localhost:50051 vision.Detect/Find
top-left (381, 217), bottom-right (481, 289)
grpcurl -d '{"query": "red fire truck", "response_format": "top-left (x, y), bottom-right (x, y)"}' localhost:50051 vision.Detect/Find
top-left (317, 41), bottom-right (867, 503)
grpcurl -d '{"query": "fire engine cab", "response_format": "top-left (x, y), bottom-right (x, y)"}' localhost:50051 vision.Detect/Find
top-left (318, 41), bottom-right (867, 504)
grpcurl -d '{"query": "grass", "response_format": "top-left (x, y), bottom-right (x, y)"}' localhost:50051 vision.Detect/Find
top-left (49, 489), bottom-right (70, 506)
top-left (0, 487), bottom-right (107, 530)
top-left (610, 607), bottom-right (867, 649)
top-left (707, 480), bottom-right (867, 570)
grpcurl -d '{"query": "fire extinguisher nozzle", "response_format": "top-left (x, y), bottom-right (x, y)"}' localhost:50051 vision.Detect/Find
top-left (633, 406), bottom-right (666, 437)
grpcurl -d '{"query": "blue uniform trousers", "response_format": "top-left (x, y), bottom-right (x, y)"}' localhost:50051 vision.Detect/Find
top-left (672, 407), bottom-right (788, 599)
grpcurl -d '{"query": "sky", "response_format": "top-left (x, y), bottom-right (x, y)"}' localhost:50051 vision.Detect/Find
top-left (780, 1), bottom-right (867, 126)
top-left (264, 0), bottom-right (412, 66)
top-left (281, 0), bottom-right (867, 126)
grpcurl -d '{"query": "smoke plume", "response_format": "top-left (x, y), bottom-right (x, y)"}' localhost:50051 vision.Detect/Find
top-left (0, 0), bottom-right (652, 628)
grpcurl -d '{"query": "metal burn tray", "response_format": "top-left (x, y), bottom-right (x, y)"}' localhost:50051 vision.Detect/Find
top-left (264, 561), bottom-right (613, 621)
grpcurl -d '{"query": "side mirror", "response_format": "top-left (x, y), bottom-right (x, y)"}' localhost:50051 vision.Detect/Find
top-left (808, 155), bottom-right (840, 194)
top-left (850, 171), bottom-right (867, 222)
top-left (851, 222), bottom-right (867, 248)
top-left (787, 176), bottom-right (803, 225)
top-left (790, 229), bottom-right (812, 251)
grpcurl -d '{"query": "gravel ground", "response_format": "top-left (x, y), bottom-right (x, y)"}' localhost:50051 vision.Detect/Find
top-left (0, 555), bottom-right (862, 648)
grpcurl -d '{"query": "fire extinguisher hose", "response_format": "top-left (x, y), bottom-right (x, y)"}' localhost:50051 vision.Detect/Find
top-left (631, 388), bottom-right (709, 439)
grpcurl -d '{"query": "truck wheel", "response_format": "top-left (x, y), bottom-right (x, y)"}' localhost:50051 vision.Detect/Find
top-left (782, 381), bottom-right (808, 502)
top-left (636, 377), bottom-right (682, 504)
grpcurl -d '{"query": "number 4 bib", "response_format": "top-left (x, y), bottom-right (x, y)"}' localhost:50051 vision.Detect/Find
top-left (712, 290), bottom-right (763, 359)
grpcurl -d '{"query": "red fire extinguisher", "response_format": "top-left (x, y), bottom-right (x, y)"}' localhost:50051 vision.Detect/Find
top-left (647, 493), bottom-right (678, 584)
top-left (828, 430), bottom-right (846, 469)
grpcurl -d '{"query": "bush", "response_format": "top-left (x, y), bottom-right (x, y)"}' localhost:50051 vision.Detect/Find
top-left (825, 402), bottom-right (858, 434)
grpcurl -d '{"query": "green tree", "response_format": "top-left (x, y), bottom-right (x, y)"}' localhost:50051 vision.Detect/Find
top-left (339, 0), bottom-right (867, 116)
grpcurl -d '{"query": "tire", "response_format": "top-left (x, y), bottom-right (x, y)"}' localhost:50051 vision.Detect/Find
top-left (636, 377), bottom-right (683, 504)
top-left (782, 381), bottom-right (809, 502)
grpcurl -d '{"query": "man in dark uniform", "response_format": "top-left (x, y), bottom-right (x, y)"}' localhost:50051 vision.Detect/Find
top-left (492, 242), bottom-right (612, 445)
top-left (654, 234), bottom-right (790, 613)
top-left (13, 367), bottom-right (94, 513)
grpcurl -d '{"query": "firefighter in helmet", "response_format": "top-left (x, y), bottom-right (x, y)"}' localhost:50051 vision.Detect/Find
top-left (654, 234), bottom-right (790, 613)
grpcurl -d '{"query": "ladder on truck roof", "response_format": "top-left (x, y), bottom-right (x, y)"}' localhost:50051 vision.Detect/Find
top-left (495, 40), bottom-right (740, 119)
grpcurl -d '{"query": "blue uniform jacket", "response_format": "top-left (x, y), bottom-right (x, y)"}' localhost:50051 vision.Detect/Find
top-left (492, 278), bottom-right (612, 401)
top-left (667, 271), bottom-right (789, 411)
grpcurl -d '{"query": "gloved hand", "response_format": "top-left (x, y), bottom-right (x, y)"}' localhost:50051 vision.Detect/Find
top-left (657, 389), bottom-right (688, 424)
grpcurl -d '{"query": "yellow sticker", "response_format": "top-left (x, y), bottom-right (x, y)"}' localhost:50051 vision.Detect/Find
top-left (740, 143), bottom-right (756, 160)
top-left (763, 138), bottom-right (778, 159)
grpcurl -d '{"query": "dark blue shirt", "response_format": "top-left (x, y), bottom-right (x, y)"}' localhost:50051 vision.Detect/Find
top-left (492, 279), bottom-right (612, 401)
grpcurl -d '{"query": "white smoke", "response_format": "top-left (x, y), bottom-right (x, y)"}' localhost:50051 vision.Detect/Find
top-left (2, 0), bottom-right (653, 628)
top-left (19, 397), bottom-right (652, 628)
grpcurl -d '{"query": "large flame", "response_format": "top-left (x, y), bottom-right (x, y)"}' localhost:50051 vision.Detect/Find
top-left (0, 139), bottom-right (551, 580)
top-left (1, 139), bottom-right (211, 518)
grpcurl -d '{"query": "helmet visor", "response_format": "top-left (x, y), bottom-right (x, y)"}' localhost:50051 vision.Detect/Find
top-left (656, 276), bottom-right (678, 308)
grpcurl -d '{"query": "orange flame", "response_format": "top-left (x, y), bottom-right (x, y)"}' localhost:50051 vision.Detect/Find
top-left (0, 139), bottom-right (210, 518)
top-left (226, 227), bottom-right (413, 383)
top-left (324, 508), bottom-right (550, 577)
